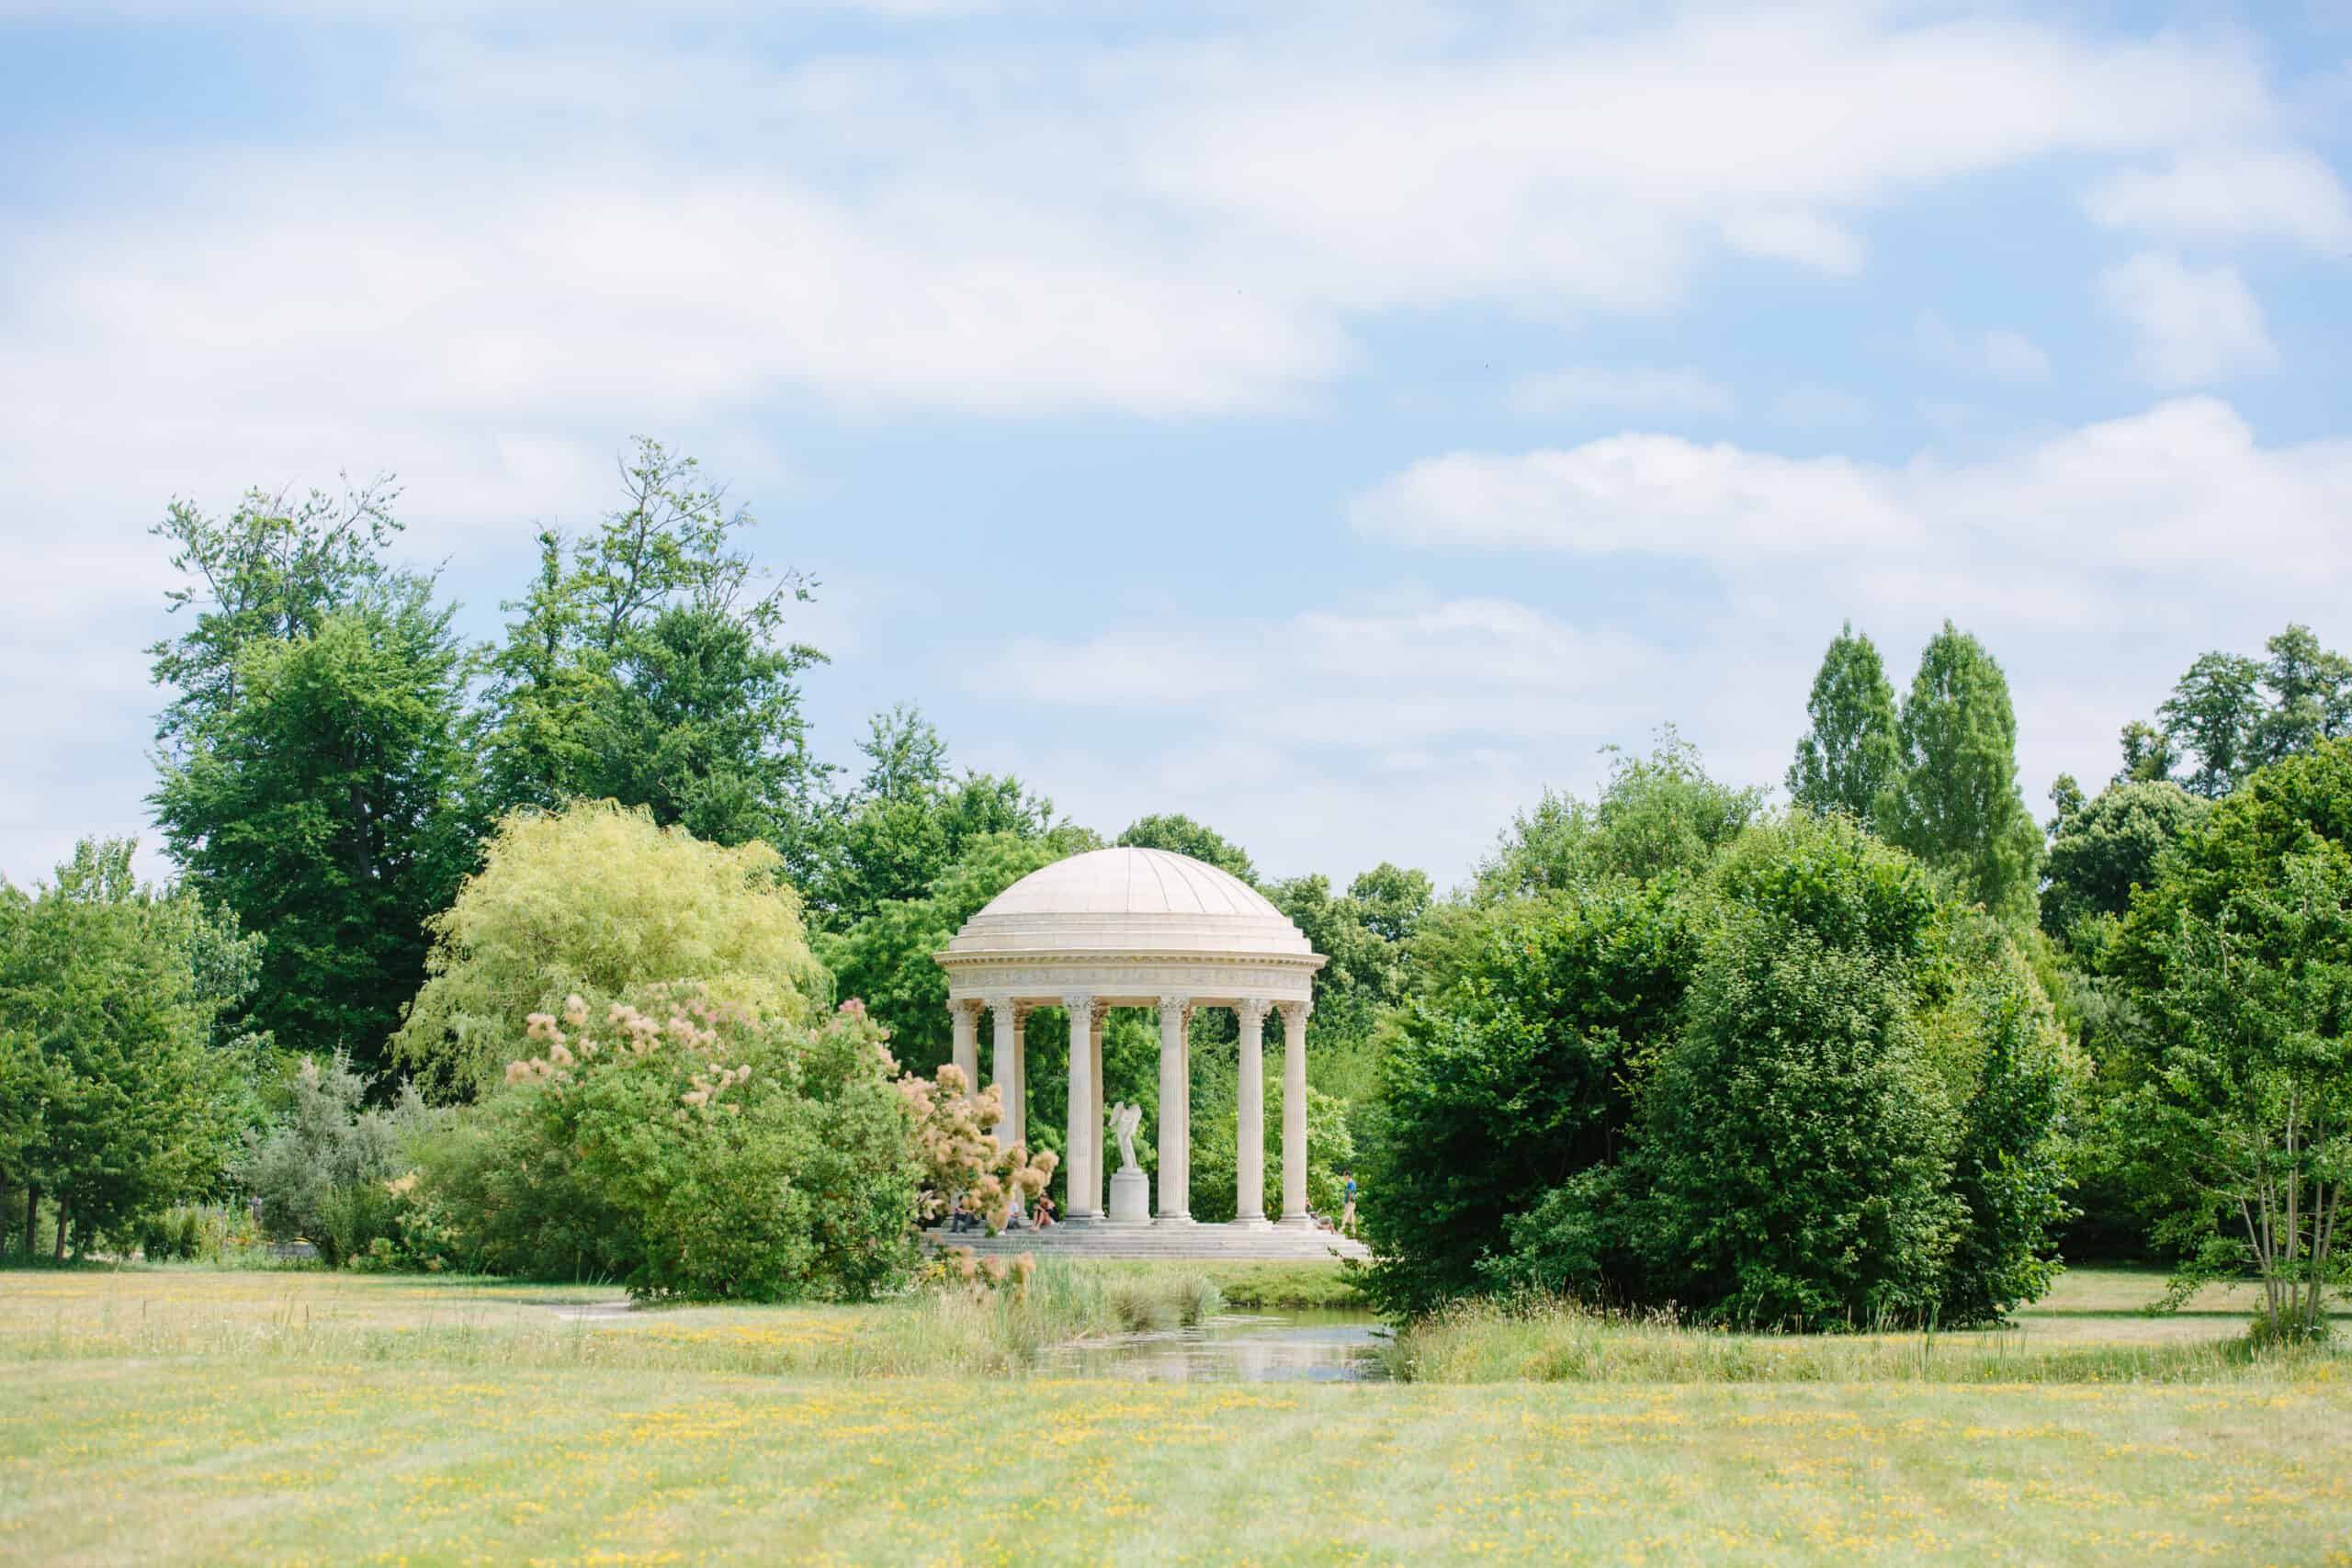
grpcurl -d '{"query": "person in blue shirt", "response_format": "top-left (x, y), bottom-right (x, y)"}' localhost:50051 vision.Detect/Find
top-left (1340, 1170), bottom-right (1358, 1236)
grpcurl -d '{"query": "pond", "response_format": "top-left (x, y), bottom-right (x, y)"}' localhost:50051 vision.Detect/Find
top-left (1044, 1308), bottom-right (1393, 1383)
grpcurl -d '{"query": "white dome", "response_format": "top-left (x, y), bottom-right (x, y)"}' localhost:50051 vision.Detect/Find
top-left (942, 847), bottom-right (1317, 959)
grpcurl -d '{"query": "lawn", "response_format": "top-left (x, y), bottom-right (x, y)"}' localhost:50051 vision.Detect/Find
top-left (1, 1264), bottom-right (2346, 1565)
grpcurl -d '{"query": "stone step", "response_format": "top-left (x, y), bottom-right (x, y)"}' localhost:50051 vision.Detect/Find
top-left (924, 1224), bottom-right (1370, 1261)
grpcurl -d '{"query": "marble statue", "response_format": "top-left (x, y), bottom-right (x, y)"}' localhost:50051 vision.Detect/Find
top-left (1108, 1101), bottom-right (1142, 1173)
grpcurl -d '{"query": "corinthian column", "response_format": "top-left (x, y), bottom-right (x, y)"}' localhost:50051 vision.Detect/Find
top-left (1233, 998), bottom-right (1271, 1228)
top-left (948, 999), bottom-right (979, 1097)
top-left (1090, 1009), bottom-right (1107, 1215)
top-left (1156, 995), bottom-right (1191, 1222)
top-left (989, 997), bottom-right (1018, 1150)
top-left (1063, 994), bottom-right (1098, 1220)
top-left (1276, 998), bottom-right (1311, 1228)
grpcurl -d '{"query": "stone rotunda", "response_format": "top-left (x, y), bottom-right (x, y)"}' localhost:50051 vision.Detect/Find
top-left (933, 847), bottom-right (1366, 1258)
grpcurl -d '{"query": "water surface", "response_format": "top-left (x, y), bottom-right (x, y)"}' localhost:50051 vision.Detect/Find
top-left (1046, 1308), bottom-right (1391, 1382)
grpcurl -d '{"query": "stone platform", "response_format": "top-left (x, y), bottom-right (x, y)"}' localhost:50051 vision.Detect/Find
top-left (924, 1222), bottom-right (1369, 1261)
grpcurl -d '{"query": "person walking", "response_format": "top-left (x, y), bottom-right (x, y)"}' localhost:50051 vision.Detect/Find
top-left (1340, 1170), bottom-right (1358, 1236)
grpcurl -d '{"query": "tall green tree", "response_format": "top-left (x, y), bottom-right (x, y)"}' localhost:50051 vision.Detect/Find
top-left (2116, 719), bottom-right (2179, 785)
top-left (1787, 622), bottom-right (1899, 827)
top-left (152, 577), bottom-right (474, 1069)
top-left (2159, 651), bottom-right (2267, 799)
top-left (475, 439), bottom-right (827, 869)
top-left (149, 478), bottom-right (474, 1071)
top-left (0, 840), bottom-right (256, 1256)
top-left (1879, 622), bottom-right (2041, 923)
top-left (2255, 624), bottom-right (2352, 770)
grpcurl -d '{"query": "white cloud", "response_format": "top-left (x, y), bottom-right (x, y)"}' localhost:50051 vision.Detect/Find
top-left (1352, 398), bottom-right (2350, 588)
top-left (2086, 149), bottom-right (2352, 256)
top-left (1720, 211), bottom-right (1868, 276)
top-left (1508, 367), bottom-right (1736, 419)
top-left (1915, 313), bottom-right (2052, 380)
top-left (2096, 253), bottom-right (2280, 387)
top-left (1349, 438), bottom-right (1911, 558)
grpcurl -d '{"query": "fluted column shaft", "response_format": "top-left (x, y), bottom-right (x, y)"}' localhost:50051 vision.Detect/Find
top-left (949, 1000), bottom-right (978, 1098)
top-left (1234, 998), bottom-right (1271, 1225)
top-left (989, 998), bottom-right (1019, 1151)
top-left (1009, 1007), bottom-right (1028, 1150)
top-left (1156, 996), bottom-right (1190, 1221)
top-left (1279, 999), bottom-right (1310, 1226)
top-left (1063, 995), bottom-right (1098, 1219)
top-left (1089, 1011), bottom-right (1107, 1213)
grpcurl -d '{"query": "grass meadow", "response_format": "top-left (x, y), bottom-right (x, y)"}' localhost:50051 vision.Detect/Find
top-left (1, 1262), bottom-right (2346, 1565)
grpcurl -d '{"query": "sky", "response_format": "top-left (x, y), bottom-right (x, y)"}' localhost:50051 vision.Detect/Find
top-left (3, 1), bottom-right (2349, 894)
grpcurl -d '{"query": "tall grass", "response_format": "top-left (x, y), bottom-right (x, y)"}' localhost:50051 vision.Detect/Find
top-left (1385, 1292), bottom-right (2346, 1384)
top-left (0, 1258), bottom-right (1225, 1380)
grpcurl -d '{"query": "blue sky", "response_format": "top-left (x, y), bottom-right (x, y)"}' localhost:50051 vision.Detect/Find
top-left (3, 1), bottom-right (2348, 891)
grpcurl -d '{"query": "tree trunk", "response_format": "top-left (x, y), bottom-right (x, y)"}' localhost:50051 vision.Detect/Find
top-left (23, 1185), bottom-right (37, 1259)
top-left (51, 1192), bottom-right (69, 1261)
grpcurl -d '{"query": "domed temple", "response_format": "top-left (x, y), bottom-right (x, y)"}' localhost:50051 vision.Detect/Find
top-left (933, 847), bottom-right (1366, 1258)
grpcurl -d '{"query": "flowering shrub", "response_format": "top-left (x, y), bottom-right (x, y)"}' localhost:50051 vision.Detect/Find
top-left (894, 1061), bottom-right (1058, 1233)
top-left (422, 987), bottom-right (922, 1302)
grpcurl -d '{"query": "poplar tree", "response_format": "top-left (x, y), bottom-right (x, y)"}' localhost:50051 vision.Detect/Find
top-left (1787, 622), bottom-right (1899, 827)
top-left (1879, 621), bottom-right (2042, 922)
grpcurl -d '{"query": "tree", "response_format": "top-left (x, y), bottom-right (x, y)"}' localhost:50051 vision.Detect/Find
top-left (1787, 622), bottom-right (1900, 828)
top-left (1356, 879), bottom-right (1701, 1314)
top-left (2041, 780), bottom-right (2208, 940)
top-left (2160, 651), bottom-right (2267, 799)
top-left (1879, 622), bottom-right (2041, 923)
top-left (1475, 728), bottom-right (1766, 903)
top-left (390, 801), bottom-right (829, 1097)
top-left (148, 479), bottom-right (469, 1069)
top-left (819, 827), bottom-right (1102, 1076)
top-left (0, 840), bottom-right (254, 1256)
top-left (148, 479), bottom-right (403, 750)
top-left (2132, 848), bottom-right (2350, 1343)
top-left (2255, 625), bottom-right (2352, 769)
top-left (1116, 815), bottom-right (1257, 883)
top-left (2103, 738), bottom-right (2352, 1340)
top-left (152, 579), bottom-right (476, 1070)
top-left (2117, 720), bottom-right (2179, 786)
top-left (814, 765), bottom-right (1061, 931)
top-left (475, 439), bottom-right (828, 871)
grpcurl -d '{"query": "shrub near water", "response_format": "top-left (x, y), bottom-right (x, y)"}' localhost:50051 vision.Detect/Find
top-left (421, 987), bottom-right (921, 1302)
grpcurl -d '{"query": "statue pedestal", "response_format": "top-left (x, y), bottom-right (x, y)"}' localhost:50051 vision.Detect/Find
top-left (1104, 1168), bottom-right (1150, 1226)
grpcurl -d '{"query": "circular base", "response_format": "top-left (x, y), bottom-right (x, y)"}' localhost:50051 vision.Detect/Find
top-left (1272, 1215), bottom-right (1316, 1232)
top-left (1228, 1216), bottom-right (1273, 1231)
top-left (1153, 1214), bottom-right (1196, 1226)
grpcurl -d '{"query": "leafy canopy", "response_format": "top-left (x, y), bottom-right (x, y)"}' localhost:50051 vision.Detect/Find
top-left (391, 800), bottom-right (829, 1097)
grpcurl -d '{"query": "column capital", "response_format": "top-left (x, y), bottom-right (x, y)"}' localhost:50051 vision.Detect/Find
top-left (1155, 994), bottom-right (1189, 1018)
top-left (1235, 997), bottom-right (1272, 1028)
top-left (1276, 998), bottom-right (1312, 1027)
top-left (986, 995), bottom-right (1017, 1026)
top-left (947, 997), bottom-right (981, 1021)
top-left (1062, 992), bottom-right (1097, 1023)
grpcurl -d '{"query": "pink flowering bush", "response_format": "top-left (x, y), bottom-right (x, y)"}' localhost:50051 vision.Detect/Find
top-left (895, 1062), bottom-right (1058, 1234)
top-left (421, 986), bottom-right (922, 1302)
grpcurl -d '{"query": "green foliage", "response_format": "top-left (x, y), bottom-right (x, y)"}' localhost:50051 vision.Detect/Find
top-left (474, 439), bottom-right (827, 872)
top-left (1788, 622), bottom-right (1900, 828)
top-left (791, 704), bottom-right (1066, 937)
top-left (1473, 728), bottom-right (1766, 904)
top-left (819, 827), bottom-right (1100, 1074)
top-left (429, 987), bottom-right (922, 1302)
top-left (1357, 879), bottom-right (1701, 1315)
top-left (2101, 739), bottom-right (2352, 1343)
top-left (1116, 815), bottom-right (1258, 883)
top-left (152, 558), bottom-right (475, 1071)
top-left (1879, 621), bottom-right (2042, 924)
top-left (2041, 779), bottom-right (2209, 939)
top-left (2127, 624), bottom-right (2352, 799)
top-left (1634, 849), bottom-right (1959, 1330)
top-left (232, 1052), bottom-right (439, 1268)
top-left (391, 801), bottom-right (829, 1097)
top-left (0, 840), bottom-right (257, 1254)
